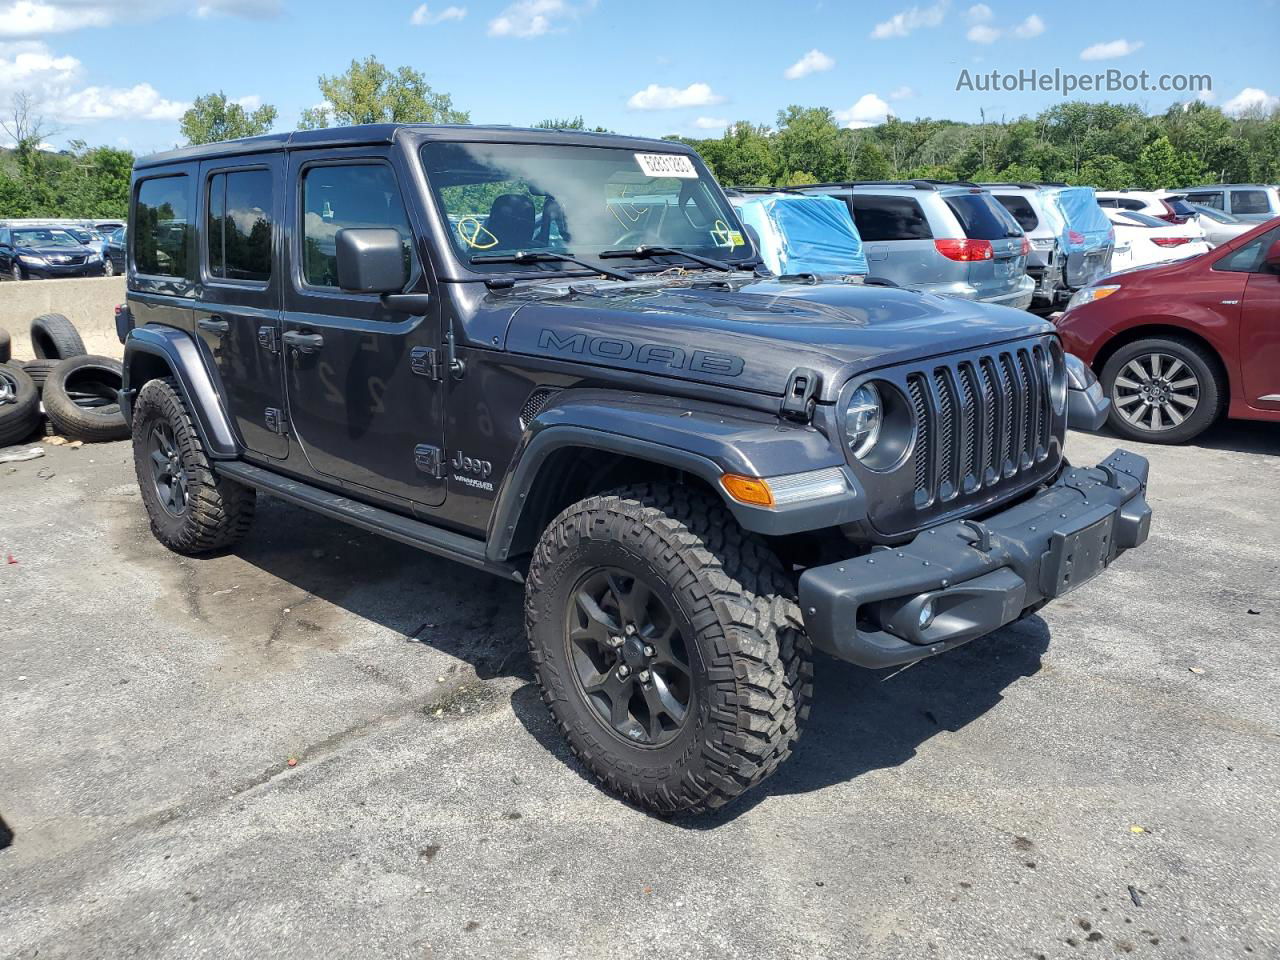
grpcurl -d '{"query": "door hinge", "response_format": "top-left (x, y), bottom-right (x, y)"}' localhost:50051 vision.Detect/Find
top-left (258, 325), bottom-right (281, 354)
top-left (780, 367), bottom-right (820, 423)
top-left (410, 346), bottom-right (444, 381)
top-left (414, 444), bottom-right (444, 478)
top-left (264, 407), bottom-right (287, 434)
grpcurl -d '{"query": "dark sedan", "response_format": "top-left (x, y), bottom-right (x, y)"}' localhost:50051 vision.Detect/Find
top-left (0, 226), bottom-right (108, 280)
top-left (104, 227), bottom-right (127, 275)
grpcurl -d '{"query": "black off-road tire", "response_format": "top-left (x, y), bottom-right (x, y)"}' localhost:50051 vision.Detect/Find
top-left (131, 377), bottom-right (256, 554)
top-left (1101, 336), bottom-right (1224, 445)
top-left (0, 362), bottom-right (41, 446)
top-left (0, 328), bottom-right (10, 364)
top-left (30, 313), bottom-right (86, 361)
top-left (43, 355), bottom-right (130, 442)
top-left (525, 483), bottom-right (813, 815)
top-left (20, 359), bottom-right (57, 394)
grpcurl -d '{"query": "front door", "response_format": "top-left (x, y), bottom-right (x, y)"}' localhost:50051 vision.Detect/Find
top-left (281, 150), bottom-right (446, 507)
top-left (193, 155), bottom-right (288, 459)
top-left (1240, 227), bottom-right (1280, 411)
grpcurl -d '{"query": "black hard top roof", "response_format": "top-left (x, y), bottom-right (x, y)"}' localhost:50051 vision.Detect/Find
top-left (134, 123), bottom-right (693, 170)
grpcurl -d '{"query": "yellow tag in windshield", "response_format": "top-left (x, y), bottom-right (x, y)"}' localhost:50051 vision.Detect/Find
top-left (711, 220), bottom-right (743, 250)
top-left (458, 217), bottom-right (499, 250)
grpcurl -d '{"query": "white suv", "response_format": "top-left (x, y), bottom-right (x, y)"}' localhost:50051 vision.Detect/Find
top-left (1095, 190), bottom-right (1198, 225)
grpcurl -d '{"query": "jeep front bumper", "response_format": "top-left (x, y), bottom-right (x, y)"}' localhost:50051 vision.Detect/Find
top-left (798, 449), bottom-right (1151, 668)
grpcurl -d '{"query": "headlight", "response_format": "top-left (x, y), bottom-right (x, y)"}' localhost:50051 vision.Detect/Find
top-left (1064, 353), bottom-right (1096, 391)
top-left (87, 252), bottom-right (101, 262)
top-left (1065, 284), bottom-right (1121, 312)
top-left (845, 383), bottom-right (882, 460)
top-left (20, 254), bottom-right (47, 265)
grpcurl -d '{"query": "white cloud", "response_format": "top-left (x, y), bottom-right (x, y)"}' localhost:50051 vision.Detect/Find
top-left (888, 85), bottom-right (915, 100)
top-left (1013, 13), bottom-right (1044, 37)
top-left (1079, 38), bottom-right (1144, 60)
top-left (870, 0), bottom-right (948, 38)
top-left (0, 2), bottom-right (112, 36)
top-left (58, 83), bottom-right (189, 121)
top-left (783, 48), bottom-right (835, 80)
top-left (626, 82), bottom-right (724, 110)
top-left (966, 23), bottom-right (999, 43)
top-left (194, 0), bottom-right (281, 17)
top-left (233, 94), bottom-right (261, 110)
top-left (835, 93), bottom-right (893, 129)
top-left (965, 3), bottom-right (993, 22)
top-left (410, 3), bottom-right (466, 25)
top-left (1222, 87), bottom-right (1279, 116)
top-left (487, 0), bottom-right (590, 37)
top-left (692, 116), bottom-right (728, 129)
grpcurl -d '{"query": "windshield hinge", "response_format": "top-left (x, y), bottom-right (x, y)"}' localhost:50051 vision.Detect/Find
top-left (780, 367), bottom-right (820, 423)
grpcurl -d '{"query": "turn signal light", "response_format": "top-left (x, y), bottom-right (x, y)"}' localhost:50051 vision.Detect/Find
top-left (1068, 230), bottom-right (1085, 245)
top-left (721, 474), bottom-right (774, 507)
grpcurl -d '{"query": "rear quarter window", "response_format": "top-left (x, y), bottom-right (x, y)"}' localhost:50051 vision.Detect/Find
top-left (847, 195), bottom-right (933, 241)
top-left (994, 195), bottom-right (1039, 231)
top-left (945, 193), bottom-right (1022, 240)
top-left (1186, 191), bottom-right (1224, 210)
top-left (134, 175), bottom-right (192, 278)
top-left (1231, 190), bottom-right (1274, 215)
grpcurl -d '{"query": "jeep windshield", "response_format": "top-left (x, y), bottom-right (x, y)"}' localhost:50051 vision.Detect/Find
top-left (419, 141), bottom-right (755, 276)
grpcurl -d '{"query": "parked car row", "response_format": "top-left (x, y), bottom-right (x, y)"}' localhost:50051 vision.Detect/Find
top-left (0, 224), bottom-right (118, 280)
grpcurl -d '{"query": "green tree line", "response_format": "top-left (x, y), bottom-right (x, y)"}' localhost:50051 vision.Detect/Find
top-left (2, 55), bottom-right (1277, 221)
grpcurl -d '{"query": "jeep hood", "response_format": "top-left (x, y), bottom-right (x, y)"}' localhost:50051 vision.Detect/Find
top-left (500, 278), bottom-right (1053, 402)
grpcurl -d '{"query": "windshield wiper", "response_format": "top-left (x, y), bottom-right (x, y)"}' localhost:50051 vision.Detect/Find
top-left (598, 244), bottom-right (736, 272)
top-left (469, 250), bottom-right (635, 282)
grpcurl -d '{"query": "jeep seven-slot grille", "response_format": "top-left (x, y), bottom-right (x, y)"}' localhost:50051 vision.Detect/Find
top-left (906, 343), bottom-right (1054, 509)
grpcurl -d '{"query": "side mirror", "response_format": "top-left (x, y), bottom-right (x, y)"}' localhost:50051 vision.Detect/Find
top-left (336, 228), bottom-right (408, 294)
top-left (1264, 237), bottom-right (1280, 272)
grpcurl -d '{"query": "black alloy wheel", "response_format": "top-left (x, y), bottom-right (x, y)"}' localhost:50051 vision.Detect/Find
top-left (566, 567), bottom-right (692, 747)
top-left (148, 419), bottom-right (189, 517)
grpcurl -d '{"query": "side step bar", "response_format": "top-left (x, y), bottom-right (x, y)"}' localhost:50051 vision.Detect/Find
top-left (215, 461), bottom-right (523, 583)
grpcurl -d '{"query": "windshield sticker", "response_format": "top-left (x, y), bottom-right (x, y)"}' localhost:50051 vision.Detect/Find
top-left (634, 153), bottom-right (698, 179)
top-left (710, 220), bottom-right (744, 249)
top-left (457, 217), bottom-right (499, 250)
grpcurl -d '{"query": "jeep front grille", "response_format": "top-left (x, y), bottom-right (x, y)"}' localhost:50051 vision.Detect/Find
top-left (905, 342), bottom-right (1056, 510)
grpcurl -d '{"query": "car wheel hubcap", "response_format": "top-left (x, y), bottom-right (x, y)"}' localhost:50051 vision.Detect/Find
top-left (1112, 352), bottom-right (1199, 432)
top-left (148, 422), bottom-right (189, 517)
top-left (0, 369), bottom-right (17, 404)
top-left (565, 567), bottom-right (692, 747)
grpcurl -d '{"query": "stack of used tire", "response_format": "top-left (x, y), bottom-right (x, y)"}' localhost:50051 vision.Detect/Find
top-left (0, 313), bottom-right (131, 447)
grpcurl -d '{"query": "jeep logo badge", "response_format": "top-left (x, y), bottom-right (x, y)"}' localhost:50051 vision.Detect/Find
top-left (451, 451), bottom-right (493, 478)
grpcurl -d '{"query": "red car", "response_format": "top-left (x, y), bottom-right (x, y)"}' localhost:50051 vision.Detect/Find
top-left (1055, 217), bottom-right (1280, 443)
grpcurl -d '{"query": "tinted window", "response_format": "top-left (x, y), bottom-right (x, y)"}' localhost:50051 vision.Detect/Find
top-left (946, 193), bottom-right (1022, 240)
top-left (994, 195), bottom-right (1039, 231)
top-left (1119, 199), bottom-right (1145, 211)
top-left (135, 176), bottom-right (191, 277)
top-left (301, 163), bottom-right (413, 289)
top-left (1213, 227), bottom-right (1280, 273)
top-left (1186, 191), bottom-right (1224, 210)
top-left (1231, 190), bottom-right (1274, 215)
top-left (848, 195), bottom-right (932, 241)
top-left (1096, 197), bottom-right (1118, 208)
top-left (1164, 197), bottom-right (1196, 218)
top-left (1118, 211), bottom-right (1169, 228)
top-left (208, 169), bottom-right (272, 283)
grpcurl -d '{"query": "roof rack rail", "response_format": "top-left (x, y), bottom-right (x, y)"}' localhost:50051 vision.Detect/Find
top-left (725, 185), bottom-right (805, 196)
top-left (800, 180), bottom-right (948, 191)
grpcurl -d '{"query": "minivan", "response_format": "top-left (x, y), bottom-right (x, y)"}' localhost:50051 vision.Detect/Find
top-left (796, 181), bottom-right (1035, 310)
top-left (1173, 185), bottom-right (1280, 223)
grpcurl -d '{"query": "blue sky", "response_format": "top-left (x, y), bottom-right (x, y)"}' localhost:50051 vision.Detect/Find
top-left (3, 0), bottom-right (1277, 154)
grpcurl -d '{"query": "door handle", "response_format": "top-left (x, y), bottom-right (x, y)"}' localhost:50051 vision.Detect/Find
top-left (283, 330), bottom-right (325, 354)
top-left (198, 316), bottom-right (230, 335)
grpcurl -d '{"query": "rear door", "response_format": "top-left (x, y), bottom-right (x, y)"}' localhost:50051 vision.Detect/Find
top-left (194, 155), bottom-right (288, 459)
top-left (944, 191), bottom-right (1026, 298)
top-left (845, 193), bottom-right (934, 287)
top-left (281, 148), bottom-right (447, 508)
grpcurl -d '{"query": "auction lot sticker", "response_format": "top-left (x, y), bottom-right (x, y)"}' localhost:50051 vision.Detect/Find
top-left (635, 153), bottom-right (698, 178)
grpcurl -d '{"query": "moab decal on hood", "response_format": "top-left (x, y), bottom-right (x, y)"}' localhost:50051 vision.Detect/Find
top-left (503, 279), bottom-right (1053, 400)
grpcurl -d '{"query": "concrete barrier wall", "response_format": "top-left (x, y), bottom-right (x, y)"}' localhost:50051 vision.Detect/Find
top-left (0, 276), bottom-right (126, 361)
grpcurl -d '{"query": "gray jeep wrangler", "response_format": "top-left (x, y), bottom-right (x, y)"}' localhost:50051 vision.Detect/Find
top-left (118, 124), bottom-right (1152, 814)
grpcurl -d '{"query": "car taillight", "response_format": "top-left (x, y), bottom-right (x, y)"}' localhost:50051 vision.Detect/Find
top-left (934, 238), bottom-right (993, 261)
top-left (1019, 237), bottom-right (1030, 256)
top-left (1151, 236), bottom-right (1191, 247)
top-left (1068, 230), bottom-right (1085, 245)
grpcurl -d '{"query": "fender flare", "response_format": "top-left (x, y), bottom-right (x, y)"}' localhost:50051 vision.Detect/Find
top-left (486, 389), bottom-right (864, 561)
top-left (121, 324), bottom-right (239, 459)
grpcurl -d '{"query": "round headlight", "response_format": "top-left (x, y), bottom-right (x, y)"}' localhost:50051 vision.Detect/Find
top-left (845, 383), bottom-right (882, 459)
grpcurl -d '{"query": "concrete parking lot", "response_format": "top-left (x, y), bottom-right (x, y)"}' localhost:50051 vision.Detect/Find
top-left (1, 424), bottom-right (1277, 960)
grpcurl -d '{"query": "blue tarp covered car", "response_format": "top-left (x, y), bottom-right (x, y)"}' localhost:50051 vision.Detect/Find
top-left (1045, 186), bottom-right (1114, 290)
top-left (731, 192), bottom-right (868, 278)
